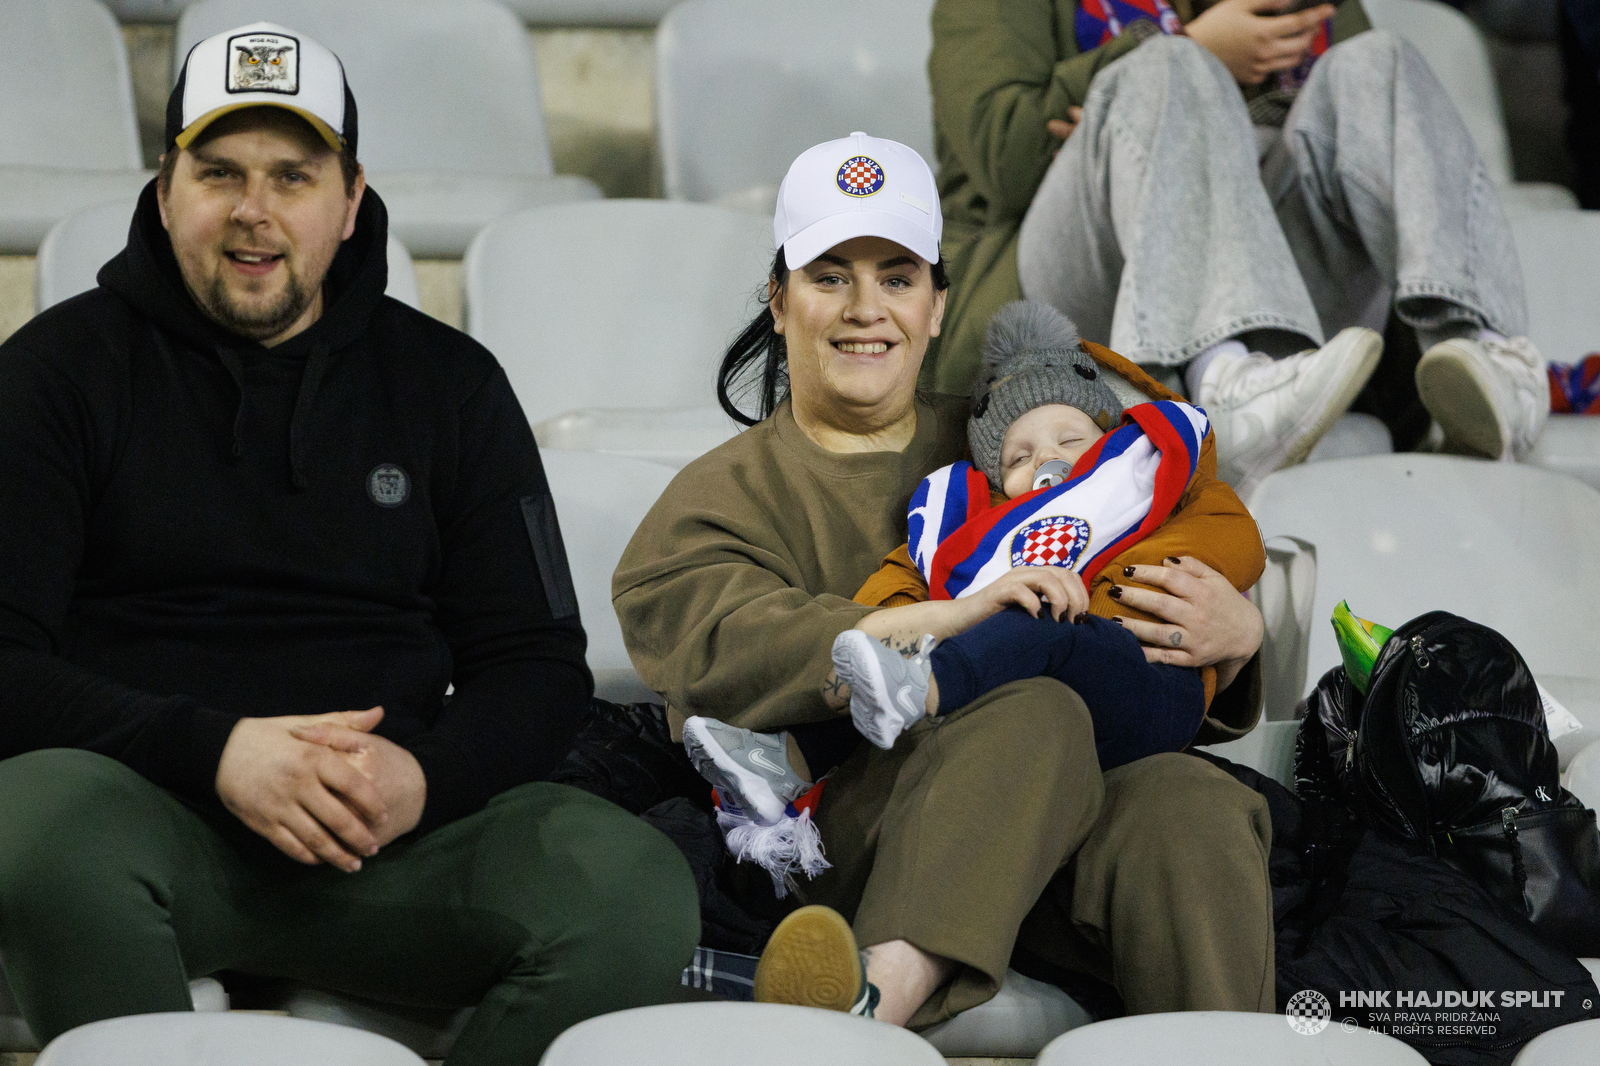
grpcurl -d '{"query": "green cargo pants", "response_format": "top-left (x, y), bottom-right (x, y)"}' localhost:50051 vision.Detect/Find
top-left (0, 748), bottom-right (699, 1063)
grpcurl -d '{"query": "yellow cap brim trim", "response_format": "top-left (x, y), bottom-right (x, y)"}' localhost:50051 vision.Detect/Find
top-left (175, 102), bottom-right (342, 153)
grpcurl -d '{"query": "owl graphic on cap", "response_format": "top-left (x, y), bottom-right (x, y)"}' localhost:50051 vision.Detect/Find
top-left (234, 43), bottom-right (293, 89)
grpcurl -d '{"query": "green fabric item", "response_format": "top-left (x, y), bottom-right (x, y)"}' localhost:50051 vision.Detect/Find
top-left (1331, 599), bottom-right (1395, 693)
top-left (0, 749), bottom-right (700, 1062)
top-left (924, 0), bottom-right (1373, 397)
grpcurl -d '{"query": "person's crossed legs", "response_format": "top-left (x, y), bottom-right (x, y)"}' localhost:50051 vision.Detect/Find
top-left (1016, 751), bottom-right (1275, 1013)
top-left (0, 748), bottom-right (699, 1063)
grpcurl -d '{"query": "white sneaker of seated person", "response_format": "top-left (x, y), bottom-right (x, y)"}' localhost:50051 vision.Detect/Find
top-left (1192, 327), bottom-right (1384, 499)
top-left (1415, 331), bottom-right (1549, 461)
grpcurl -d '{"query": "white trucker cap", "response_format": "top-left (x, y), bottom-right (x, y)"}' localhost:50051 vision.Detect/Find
top-left (775, 132), bottom-right (942, 270)
top-left (166, 22), bottom-right (354, 154)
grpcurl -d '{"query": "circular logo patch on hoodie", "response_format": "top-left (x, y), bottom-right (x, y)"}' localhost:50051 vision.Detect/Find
top-left (368, 464), bottom-right (410, 507)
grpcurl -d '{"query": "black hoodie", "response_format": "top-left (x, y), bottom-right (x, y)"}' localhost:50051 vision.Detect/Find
top-left (0, 181), bottom-right (591, 834)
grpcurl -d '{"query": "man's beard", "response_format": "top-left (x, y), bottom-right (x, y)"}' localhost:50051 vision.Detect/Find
top-left (196, 266), bottom-right (314, 341)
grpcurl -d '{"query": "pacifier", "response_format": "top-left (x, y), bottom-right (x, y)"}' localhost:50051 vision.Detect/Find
top-left (1032, 459), bottom-right (1071, 490)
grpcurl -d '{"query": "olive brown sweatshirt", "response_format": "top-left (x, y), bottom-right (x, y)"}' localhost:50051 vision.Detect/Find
top-left (614, 355), bottom-right (1263, 744)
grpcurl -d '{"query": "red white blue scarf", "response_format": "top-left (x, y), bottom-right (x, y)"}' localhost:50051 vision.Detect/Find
top-left (1075, 0), bottom-right (1332, 92)
top-left (909, 401), bottom-right (1210, 601)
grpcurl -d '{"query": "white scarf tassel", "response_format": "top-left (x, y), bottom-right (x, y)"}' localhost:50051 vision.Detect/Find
top-left (716, 806), bottom-right (831, 898)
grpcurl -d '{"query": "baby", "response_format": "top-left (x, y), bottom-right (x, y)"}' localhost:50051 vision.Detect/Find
top-left (683, 301), bottom-right (1265, 887)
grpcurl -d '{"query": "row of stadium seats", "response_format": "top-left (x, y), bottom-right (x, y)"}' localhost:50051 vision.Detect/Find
top-left (82, 0), bottom-right (678, 26)
top-left (26, 1003), bottom-right (1600, 1064)
top-left (0, 0), bottom-right (1579, 255)
top-left (33, 193), bottom-right (1600, 493)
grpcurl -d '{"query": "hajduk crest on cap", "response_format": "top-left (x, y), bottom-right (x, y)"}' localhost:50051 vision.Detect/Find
top-left (836, 155), bottom-right (885, 197)
top-left (228, 31), bottom-right (299, 96)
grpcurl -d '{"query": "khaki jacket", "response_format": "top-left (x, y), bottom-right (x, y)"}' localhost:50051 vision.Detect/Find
top-left (925, 0), bottom-right (1373, 395)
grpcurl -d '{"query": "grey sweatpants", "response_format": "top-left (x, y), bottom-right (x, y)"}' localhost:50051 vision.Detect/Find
top-left (1017, 31), bottom-right (1527, 367)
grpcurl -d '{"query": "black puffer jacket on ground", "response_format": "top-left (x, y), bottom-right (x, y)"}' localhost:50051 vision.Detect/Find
top-left (1203, 752), bottom-right (1599, 1066)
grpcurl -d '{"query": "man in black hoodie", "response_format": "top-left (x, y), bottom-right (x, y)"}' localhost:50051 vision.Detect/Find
top-left (0, 22), bottom-right (697, 1061)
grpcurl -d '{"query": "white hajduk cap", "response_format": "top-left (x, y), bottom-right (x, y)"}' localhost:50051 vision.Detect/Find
top-left (774, 132), bottom-right (942, 271)
top-left (167, 22), bottom-right (354, 154)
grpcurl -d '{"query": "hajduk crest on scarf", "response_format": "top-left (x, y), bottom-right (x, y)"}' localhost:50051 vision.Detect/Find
top-left (909, 400), bottom-right (1210, 599)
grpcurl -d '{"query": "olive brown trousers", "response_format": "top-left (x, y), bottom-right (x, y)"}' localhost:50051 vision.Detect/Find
top-left (797, 677), bottom-right (1276, 1027)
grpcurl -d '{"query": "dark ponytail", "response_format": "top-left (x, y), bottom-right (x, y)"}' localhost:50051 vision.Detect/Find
top-left (715, 250), bottom-right (951, 426)
top-left (717, 251), bottom-right (792, 427)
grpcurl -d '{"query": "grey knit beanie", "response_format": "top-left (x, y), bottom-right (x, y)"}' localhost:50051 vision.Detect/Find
top-left (968, 301), bottom-right (1123, 488)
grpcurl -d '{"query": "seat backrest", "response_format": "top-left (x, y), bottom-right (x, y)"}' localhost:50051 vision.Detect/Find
top-left (464, 200), bottom-right (773, 426)
top-left (1360, 0), bottom-right (1513, 184)
top-left (1509, 210), bottom-right (1600, 365)
top-left (35, 1013), bottom-right (423, 1066)
top-left (497, 0), bottom-right (676, 23)
top-left (103, 0), bottom-right (195, 19)
top-left (1035, 1011), bottom-right (1428, 1065)
top-left (1249, 454), bottom-right (1600, 718)
top-left (540, 450), bottom-right (678, 704)
top-left (175, 0), bottom-right (552, 177)
top-left (35, 197), bottom-right (422, 313)
top-left (656, 0), bottom-right (936, 204)
top-left (1504, 1017), bottom-right (1600, 1065)
top-left (0, 0), bottom-right (143, 170)
top-left (1197, 720), bottom-right (1299, 788)
top-left (540, 1002), bottom-right (947, 1065)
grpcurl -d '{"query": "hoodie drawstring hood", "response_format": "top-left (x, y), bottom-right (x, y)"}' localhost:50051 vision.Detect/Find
top-left (97, 179), bottom-right (391, 489)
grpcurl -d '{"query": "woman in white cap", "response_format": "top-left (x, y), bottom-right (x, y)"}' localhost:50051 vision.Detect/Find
top-left (614, 135), bottom-right (1273, 1026)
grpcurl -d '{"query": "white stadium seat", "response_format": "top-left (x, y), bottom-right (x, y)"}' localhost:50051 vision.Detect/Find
top-left (465, 200), bottom-right (770, 462)
top-left (541, 450), bottom-right (677, 705)
top-left (1359, 0), bottom-right (1577, 212)
top-left (538, 1002), bottom-right (945, 1065)
top-left (175, 0), bottom-right (601, 257)
top-left (532, 406), bottom-right (743, 471)
top-left (1247, 455), bottom-right (1600, 764)
top-left (1508, 210), bottom-right (1600, 492)
top-left (496, 0), bottom-right (678, 24)
top-left (35, 197), bottom-right (421, 313)
top-left (1036, 1011), bottom-right (1428, 1065)
top-left (1511, 1018), bottom-right (1600, 1065)
top-left (1200, 719), bottom-right (1300, 788)
top-left (263, 985), bottom-right (473, 1062)
top-left (0, 0), bottom-right (154, 253)
top-left (1, 970), bottom-right (227, 1054)
top-left (1306, 412), bottom-right (1393, 464)
top-left (920, 969), bottom-right (1093, 1058)
top-left (655, 0), bottom-right (936, 210)
top-left (1563, 741), bottom-right (1600, 813)
top-left (35, 1012), bottom-right (422, 1066)
top-left (101, 0), bottom-right (197, 20)
top-left (1508, 212), bottom-right (1600, 366)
